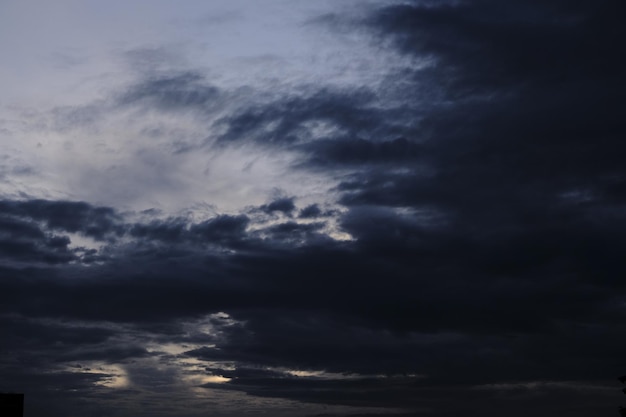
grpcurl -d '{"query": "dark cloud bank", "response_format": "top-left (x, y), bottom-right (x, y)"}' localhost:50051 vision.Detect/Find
top-left (2, 1), bottom-right (626, 416)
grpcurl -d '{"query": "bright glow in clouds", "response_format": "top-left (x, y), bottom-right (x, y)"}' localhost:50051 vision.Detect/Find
top-left (0, 96), bottom-right (340, 216)
top-left (68, 362), bottom-right (130, 389)
top-left (0, 0), bottom-right (409, 220)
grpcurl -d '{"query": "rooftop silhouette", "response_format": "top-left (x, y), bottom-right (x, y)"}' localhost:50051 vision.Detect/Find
top-left (0, 393), bottom-right (24, 417)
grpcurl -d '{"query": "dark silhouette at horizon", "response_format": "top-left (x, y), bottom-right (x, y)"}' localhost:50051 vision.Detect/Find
top-left (0, 393), bottom-right (24, 417)
top-left (618, 377), bottom-right (626, 416)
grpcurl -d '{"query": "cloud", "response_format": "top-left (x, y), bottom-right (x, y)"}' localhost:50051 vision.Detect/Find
top-left (0, 192), bottom-right (622, 414)
top-left (261, 197), bottom-right (296, 215)
top-left (192, 214), bottom-right (251, 247)
top-left (298, 204), bottom-right (322, 218)
top-left (303, 137), bottom-right (422, 168)
top-left (216, 88), bottom-right (379, 146)
top-left (118, 72), bottom-right (221, 113)
top-left (0, 199), bottom-right (121, 240)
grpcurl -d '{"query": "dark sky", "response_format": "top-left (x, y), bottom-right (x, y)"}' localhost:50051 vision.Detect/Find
top-left (1, 1), bottom-right (625, 416)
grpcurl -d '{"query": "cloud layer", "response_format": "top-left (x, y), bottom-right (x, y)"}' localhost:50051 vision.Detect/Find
top-left (1, 1), bottom-right (625, 416)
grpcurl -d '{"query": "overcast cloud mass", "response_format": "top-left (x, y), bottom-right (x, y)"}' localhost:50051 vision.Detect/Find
top-left (1, 0), bottom-right (625, 416)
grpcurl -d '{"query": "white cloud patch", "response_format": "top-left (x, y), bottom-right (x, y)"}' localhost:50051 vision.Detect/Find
top-left (0, 0), bottom-right (409, 221)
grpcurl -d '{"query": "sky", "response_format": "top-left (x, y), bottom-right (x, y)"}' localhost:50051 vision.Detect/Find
top-left (0, 0), bottom-right (625, 416)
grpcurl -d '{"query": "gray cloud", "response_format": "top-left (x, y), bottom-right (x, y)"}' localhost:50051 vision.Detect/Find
top-left (119, 72), bottom-right (221, 113)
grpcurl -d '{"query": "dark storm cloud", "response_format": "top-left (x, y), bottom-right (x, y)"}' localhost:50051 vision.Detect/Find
top-left (129, 217), bottom-right (187, 242)
top-left (129, 214), bottom-right (250, 248)
top-left (264, 221), bottom-right (324, 236)
top-left (0, 316), bottom-right (114, 349)
top-left (0, 362), bottom-right (138, 417)
top-left (56, 344), bottom-right (152, 363)
top-left (0, 210), bottom-right (75, 264)
top-left (339, 0), bottom-right (626, 290)
top-left (203, 371), bottom-right (429, 410)
top-left (1, 202), bottom-right (623, 415)
top-left (192, 214), bottom-right (250, 243)
top-left (182, 0), bottom-right (626, 412)
top-left (0, 199), bottom-right (121, 240)
top-left (298, 204), bottom-right (322, 218)
top-left (260, 197), bottom-right (296, 215)
top-left (303, 136), bottom-right (423, 167)
top-left (0, 366), bottom-right (110, 393)
top-left (370, 0), bottom-right (625, 91)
